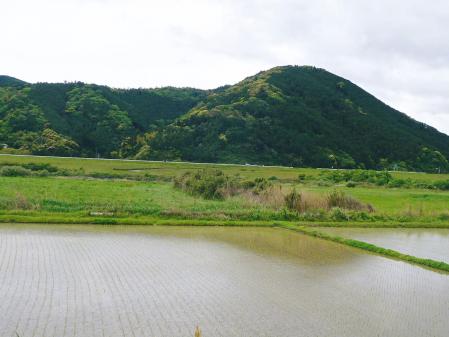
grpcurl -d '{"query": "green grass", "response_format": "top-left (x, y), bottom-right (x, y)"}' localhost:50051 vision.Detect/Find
top-left (0, 176), bottom-right (261, 215)
top-left (302, 186), bottom-right (449, 216)
top-left (2, 176), bottom-right (449, 222)
top-left (3, 153), bottom-right (449, 182)
top-left (1, 154), bottom-right (449, 224)
top-left (0, 154), bottom-right (318, 180)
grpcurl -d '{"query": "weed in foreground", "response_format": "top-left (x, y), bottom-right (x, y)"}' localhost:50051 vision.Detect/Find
top-left (194, 326), bottom-right (202, 337)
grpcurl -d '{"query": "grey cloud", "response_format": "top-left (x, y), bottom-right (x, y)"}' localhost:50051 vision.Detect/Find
top-left (1, 0), bottom-right (448, 133)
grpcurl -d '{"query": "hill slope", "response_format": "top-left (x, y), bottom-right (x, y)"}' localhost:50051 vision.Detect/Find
top-left (144, 66), bottom-right (449, 171)
top-left (1, 66), bottom-right (449, 172)
top-left (0, 80), bottom-right (206, 157)
top-left (0, 75), bottom-right (28, 87)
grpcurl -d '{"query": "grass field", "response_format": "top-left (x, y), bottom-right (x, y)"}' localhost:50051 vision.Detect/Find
top-left (2, 176), bottom-right (449, 219)
top-left (1, 154), bottom-right (449, 220)
top-left (2, 153), bottom-right (449, 182)
top-left (302, 186), bottom-right (449, 216)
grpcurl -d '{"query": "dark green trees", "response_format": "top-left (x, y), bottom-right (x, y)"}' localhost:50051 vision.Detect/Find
top-left (1, 67), bottom-right (449, 173)
top-left (414, 147), bottom-right (449, 173)
top-left (65, 86), bottom-right (133, 156)
top-left (143, 66), bottom-right (449, 172)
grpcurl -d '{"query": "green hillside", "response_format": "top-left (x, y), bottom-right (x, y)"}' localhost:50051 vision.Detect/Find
top-left (1, 66), bottom-right (449, 172)
top-left (144, 66), bottom-right (449, 171)
top-left (0, 80), bottom-right (206, 157)
top-left (0, 75), bottom-right (27, 87)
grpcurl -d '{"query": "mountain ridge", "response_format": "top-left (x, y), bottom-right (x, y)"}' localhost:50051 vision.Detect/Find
top-left (1, 66), bottom-right (448, 172)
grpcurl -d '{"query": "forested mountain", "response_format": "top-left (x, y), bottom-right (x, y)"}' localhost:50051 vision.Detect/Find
top-left (1, 66), bottom-right (449, 172)
top-left (0, 79), bottom-right (206, 157)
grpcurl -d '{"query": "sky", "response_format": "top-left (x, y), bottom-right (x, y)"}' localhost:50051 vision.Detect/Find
top-left (1, 0), bottom-right (449, 134)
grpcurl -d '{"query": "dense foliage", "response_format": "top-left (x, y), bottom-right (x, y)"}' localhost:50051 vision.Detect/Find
top-left (0, 79), bottom-right (204, 157)
top-left (143, 66), bottom-right (449, 172)
top-left (174, 169), bottom-right (241, 199)
top-left (2, 66), bottom-right (449, 172)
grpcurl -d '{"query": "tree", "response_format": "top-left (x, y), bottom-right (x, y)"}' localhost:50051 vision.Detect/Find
top-left (415, 147), bottom-right (449, 173)
top-left (30, 128), bottom-right (79, 156)
top-left (65, 86), bottom-right (133, 156)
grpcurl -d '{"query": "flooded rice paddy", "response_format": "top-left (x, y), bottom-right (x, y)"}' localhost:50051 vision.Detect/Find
top-left (320, 227), bottom-right (449, 262)
top-left (0, 224), bottom-right (448, 337)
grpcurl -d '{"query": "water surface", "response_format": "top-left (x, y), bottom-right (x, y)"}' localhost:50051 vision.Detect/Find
top-left (320, 227), bottom-right (449, 262)
top-left (0, 224), bottom-right (448, 337)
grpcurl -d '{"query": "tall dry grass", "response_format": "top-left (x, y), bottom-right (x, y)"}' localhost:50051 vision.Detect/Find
top-left (8, 192), bottom-right (38, 210)
top-left (243, 187), bottom-right (373, 214)
top-left (240, 185), bottom-right (286, 209)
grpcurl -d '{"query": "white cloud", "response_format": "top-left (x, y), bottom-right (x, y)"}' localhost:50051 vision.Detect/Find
top-left (1, 0), bottom-right (448, 134)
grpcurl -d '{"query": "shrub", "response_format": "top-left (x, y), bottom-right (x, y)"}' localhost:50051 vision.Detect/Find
top-left (284, 189), bottom-right (302, 211)
top-left (326, 190), bottom-right (371, 211)
top-left (433, 180), bottom-right (449, 190)
top-left (0, 166), bottom-right (32, 177)
top-left (347, 211), bottom-right (374, 221)
top-left (252, 177), bottom-right (272, 194)
top-left (329, 207), bottom-right (349, 221)
top-left (241, 180), bottom-right (256, 189)
top-left (35, 169), bottom-right (50, 177)
top-left (174, 169), bottom-right (240, 200)
top-left (298, 209), bottom-right (327, 221)
top-left (284, 189), bottom-right (327, 213)
top-left (22, 162), bottom-right (59, 172)
top-left (297, 174), bottom-right (306, 181)
top-left (321, 169), bottom-right (392, 186)
top-left (346, 181), bottom-right (356, 188)
top-left (387, 179), bottom-right (407, 188)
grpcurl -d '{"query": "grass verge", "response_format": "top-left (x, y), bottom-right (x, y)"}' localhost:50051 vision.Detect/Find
top-left (2, 212), bottom-right (449, 228)
top-left (283, 224), bottom-right (449, 273)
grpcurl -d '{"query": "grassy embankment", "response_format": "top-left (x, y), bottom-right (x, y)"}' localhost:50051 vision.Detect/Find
top-left (283, 225), bottom-right (449, 273)
top-left (1, 154), bottom-right (449, 273)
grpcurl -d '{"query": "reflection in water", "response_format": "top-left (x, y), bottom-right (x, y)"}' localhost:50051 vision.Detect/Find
top-left (0, 224), bottom-right (448, 337)
top-left (321, 227), bottom-right (449, 262)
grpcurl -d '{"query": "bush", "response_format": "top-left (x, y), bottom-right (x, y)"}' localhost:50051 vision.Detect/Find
top-left (387, 179), bottom-right (408, 188)
top-left (438, 213), bottom-right (449, 221)
top-left (329, 207), bottom-right (349, 221)
top-left (252, 177), bottom-right (272, 194)
top-left (326, 190), bottom-right (372, 211)
top-left (321, 169), bottom-right (392, 186)
top-left (346, 181), bottom-right (356, 188)
top-left (174, 169), bottom-right (240, 200)
top-left (434, 180), bottom-right (449, 190)
top-left (284, 188), bottom-right (371, 214)
top-left (34, 169), bottom-right (50, 177)
top-left (22, 162), bottom-right (59, 172)
top-left (284, 189), bottom-right (302, 211)
top-left (0, 166), bottom-right (32, 177)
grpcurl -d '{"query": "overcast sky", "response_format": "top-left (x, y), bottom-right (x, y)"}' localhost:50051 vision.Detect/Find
top-left (1, 0), bottom-right (448, 134)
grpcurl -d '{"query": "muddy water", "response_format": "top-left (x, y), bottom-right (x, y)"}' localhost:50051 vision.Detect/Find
top-left (320, 227), bottom-right (449, 262)
top-left (0, 224), bottom-right (448, 337)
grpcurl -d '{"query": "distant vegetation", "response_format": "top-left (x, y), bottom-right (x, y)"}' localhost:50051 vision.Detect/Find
top-left (1, 155), bottom-right (449, 228)
top-left (2, 66), bottom-right (449, 173)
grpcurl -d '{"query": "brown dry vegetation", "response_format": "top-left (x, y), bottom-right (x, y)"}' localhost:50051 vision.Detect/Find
top-left (241, 185), bottom-right (373, 214)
